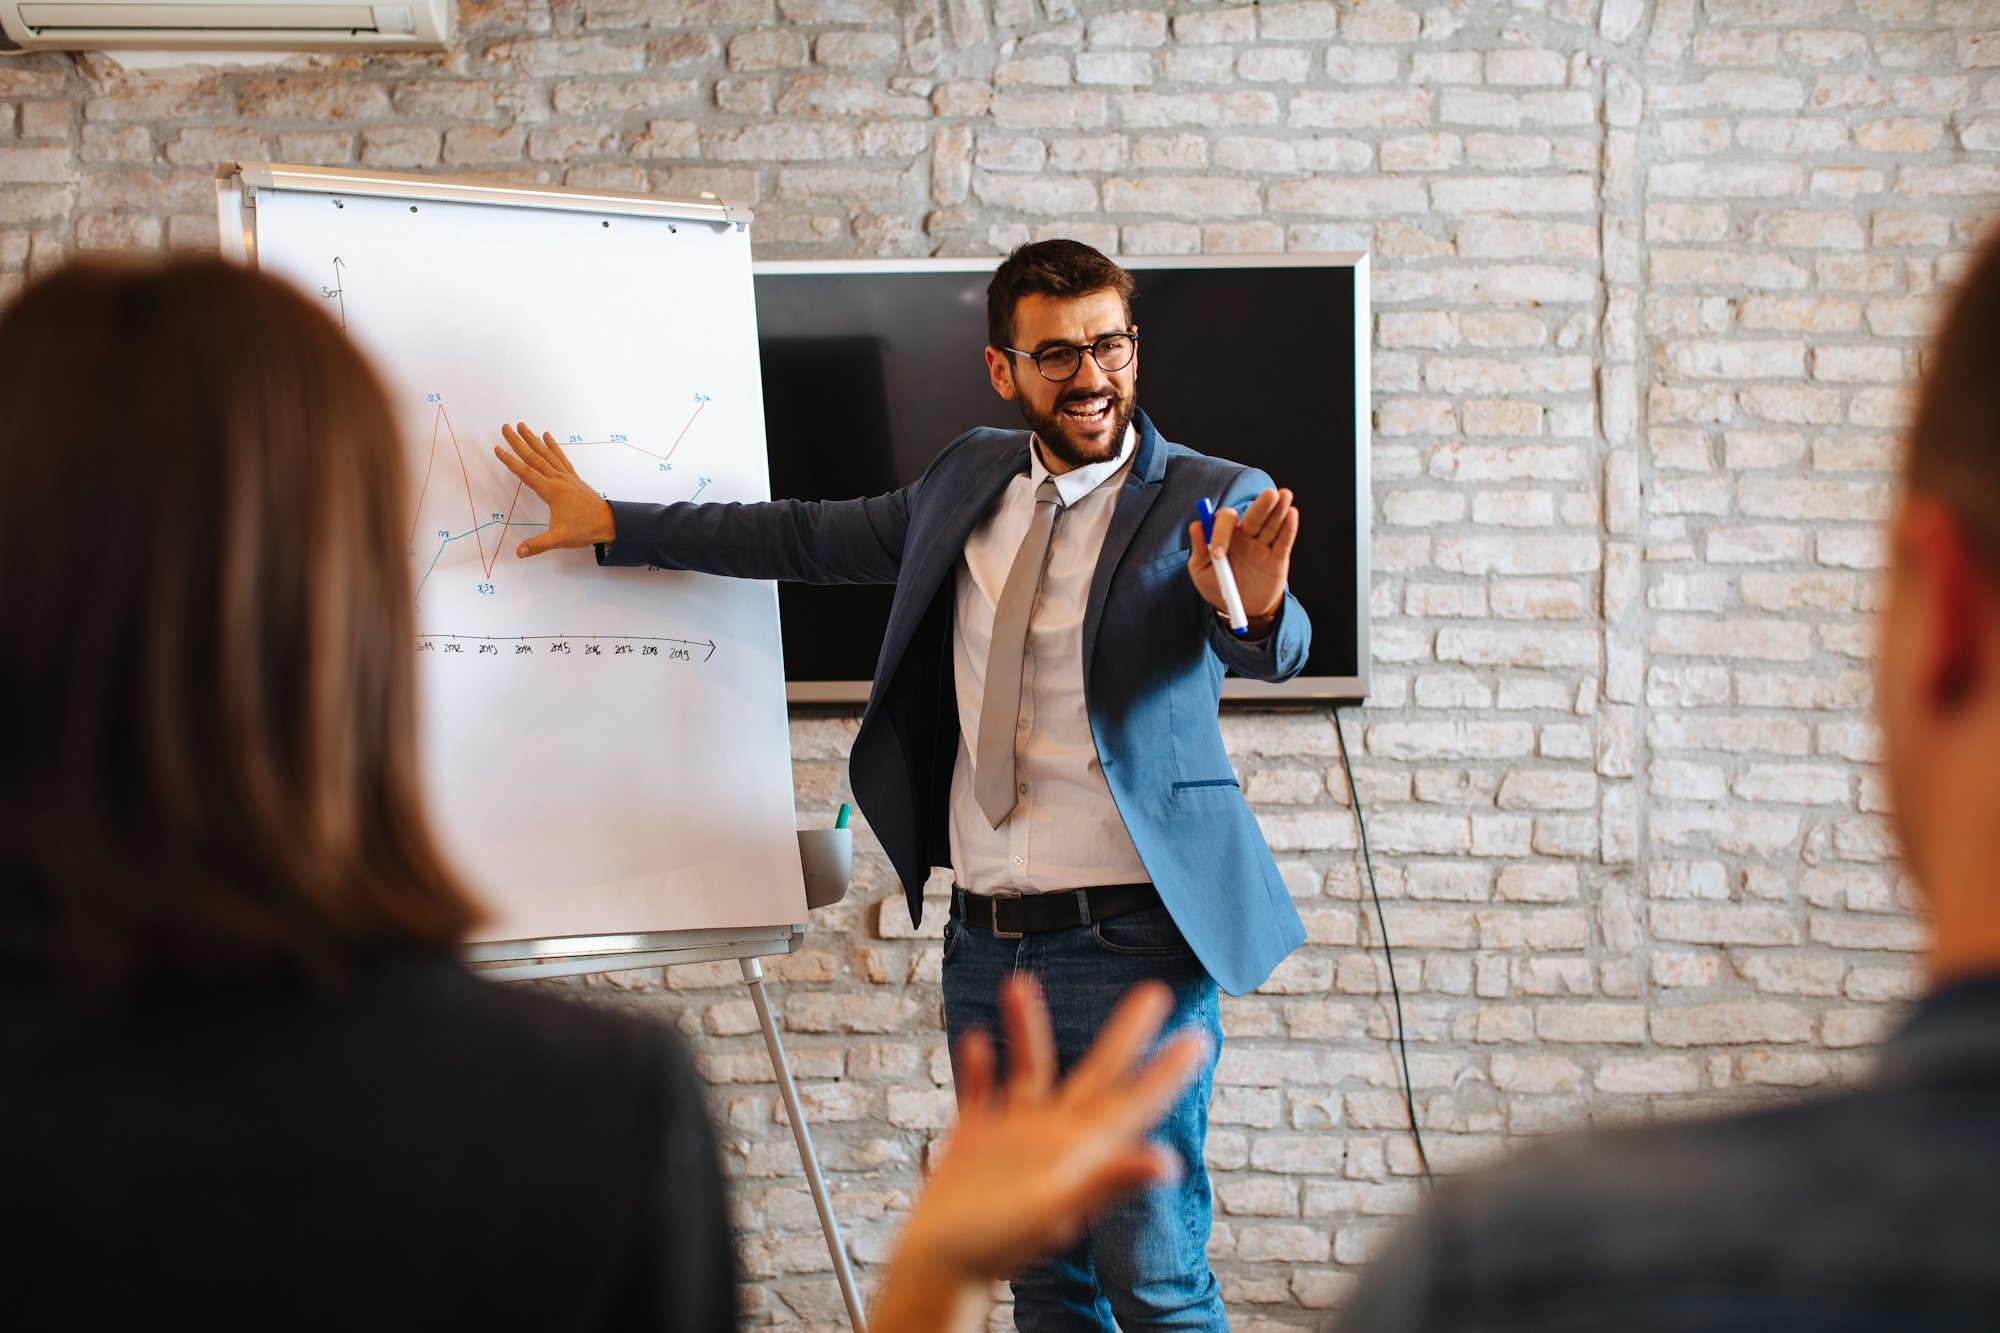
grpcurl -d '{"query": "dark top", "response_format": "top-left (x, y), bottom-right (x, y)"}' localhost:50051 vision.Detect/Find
top-left (1335, 975), bottom-right (2000, 1332)
top-left (0, 957), bottom-right (735, 1331)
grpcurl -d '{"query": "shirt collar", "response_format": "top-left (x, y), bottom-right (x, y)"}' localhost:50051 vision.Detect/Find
top-left (1029, 422), bottom-right (1137, 507)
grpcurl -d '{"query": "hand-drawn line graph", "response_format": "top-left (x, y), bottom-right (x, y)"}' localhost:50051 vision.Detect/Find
top-left (408, 393), bottom-right (715, 602)
top-left (408, 392), bottom-right (723, 661)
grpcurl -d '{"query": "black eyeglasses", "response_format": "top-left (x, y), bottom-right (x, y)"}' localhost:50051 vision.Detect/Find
top-left (1003, 332), bottom-right (1138, 382)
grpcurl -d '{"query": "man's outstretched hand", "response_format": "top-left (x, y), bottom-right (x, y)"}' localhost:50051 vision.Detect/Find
top-left (495, 422), bottom-right (617, 557)
top-left (1185, 486), bottom-right (1299, 632)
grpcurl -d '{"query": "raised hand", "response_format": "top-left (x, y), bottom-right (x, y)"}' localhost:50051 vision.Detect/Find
top-left (869, 976), bottom-right (1206, 1333)
top-left (1186, 486), bottom-right (1299, 627)
top-left (494, 422), bottom-right (616, 557)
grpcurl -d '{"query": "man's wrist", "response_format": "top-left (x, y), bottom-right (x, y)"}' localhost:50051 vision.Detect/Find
top-left (1217, 601), bottom-right (1280, 644)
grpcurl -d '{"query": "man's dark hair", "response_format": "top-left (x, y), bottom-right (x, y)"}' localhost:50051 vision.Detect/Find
top-left (986, 239), bottom-right (1137, 351)
top-left (1907, 227), bottom-right (2000, 565)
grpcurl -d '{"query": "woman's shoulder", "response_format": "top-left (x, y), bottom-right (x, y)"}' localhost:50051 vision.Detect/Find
top-left (371, 957), bottom-right (696, 1098)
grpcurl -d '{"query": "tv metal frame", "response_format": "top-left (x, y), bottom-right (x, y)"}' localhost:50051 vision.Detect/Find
top-left (754, 253), bottom-right (1371, 707)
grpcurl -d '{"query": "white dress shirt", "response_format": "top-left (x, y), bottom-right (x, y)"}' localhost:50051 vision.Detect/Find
top-left (949, 425), bottom-right (1153, 894)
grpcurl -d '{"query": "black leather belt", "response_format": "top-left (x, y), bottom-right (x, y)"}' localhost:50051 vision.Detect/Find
top-left (951, 883), bottom-right (1160, 939)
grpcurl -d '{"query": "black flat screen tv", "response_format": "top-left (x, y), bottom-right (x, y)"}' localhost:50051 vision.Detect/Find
top-left (753, 255), bottom-right (1370, 705)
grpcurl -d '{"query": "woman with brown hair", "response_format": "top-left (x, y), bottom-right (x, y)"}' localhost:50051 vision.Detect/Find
top-left (0, 257), bottom-right (738, 1328)
top-left (0, 255), bottom-right (1208, 1332)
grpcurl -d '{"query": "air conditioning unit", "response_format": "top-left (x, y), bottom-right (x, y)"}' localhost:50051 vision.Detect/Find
top-left (0, 0), bottom-right (451, 50)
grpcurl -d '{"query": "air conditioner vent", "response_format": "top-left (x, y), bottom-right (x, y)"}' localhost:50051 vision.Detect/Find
top-left (1, 0), bottom-right (447, 47)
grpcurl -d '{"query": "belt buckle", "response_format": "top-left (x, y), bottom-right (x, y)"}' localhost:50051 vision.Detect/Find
top-left (988, 890), bottom-right (1024, 940)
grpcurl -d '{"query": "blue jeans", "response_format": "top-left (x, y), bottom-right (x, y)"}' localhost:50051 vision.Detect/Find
top-left (941, 902), bottom-right (1227, 1332)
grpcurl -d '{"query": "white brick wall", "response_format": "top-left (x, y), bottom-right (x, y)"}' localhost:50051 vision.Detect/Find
top-left (5, 1), bottom-right (1997, 1325)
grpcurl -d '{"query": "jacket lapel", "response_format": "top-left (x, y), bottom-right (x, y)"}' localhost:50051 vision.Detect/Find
top-left (875, 434), bottom-right (1030, 677)
top-left (1082, 410), bottom-right (1167, 686)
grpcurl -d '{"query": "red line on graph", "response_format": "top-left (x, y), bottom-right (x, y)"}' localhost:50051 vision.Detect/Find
top-left (567, 438), bottom-right (671, 461)
top-left (663, 398), bottom-right (707, 465)
top-left (562, 398), bottom-right (707, 466)
top-left (410, 404), bottom-right (446, 546)
top-left (486, 473), bottom-right (527, 577)
top-left (436, 406), bottom-right (526, 578)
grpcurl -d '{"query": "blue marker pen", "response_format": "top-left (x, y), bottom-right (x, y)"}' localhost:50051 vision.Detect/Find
top-left (1196, 497), bottom-right (1251, 637)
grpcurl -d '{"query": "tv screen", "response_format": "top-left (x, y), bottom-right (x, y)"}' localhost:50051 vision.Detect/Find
top-left (753, 256), bottom-right (1370, 704)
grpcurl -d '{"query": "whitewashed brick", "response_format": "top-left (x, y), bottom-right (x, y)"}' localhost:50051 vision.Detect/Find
top-left (1440, 90), bottom-right (1595, 126)
top-left (1665, 338), bottom-right (1807, 379)
top-left (1496, 769), bottom-right (1596, 810)
top-left (1650, 713), bottom-right (1810, 756)
top-left (1490, 1055), bottom-right (1584, 1093)
top-left (1536, 1004), bottom-right (1647, 1044)
top-left (1437, 628), bottom-right (1599, 669)
top-left (1341, 5), bottom-right (1419, 42)
top-left (1653, 1003), bottom-right (1811, 1047)
top-left (1651, 953), bottom-right (1720, 989)
top-left (1651, 810), bottom-right (1801, 856)
top-left (1650, 617), bottom-right (1813, 661)
top-left (1077, 51), bottom-right (1154, 86)
top-left (1654, 250), bottom-right (1811, 293)
top-left (1259, 1), bottom-right (1337, 39)
top-left (1399, 578), bottom-right (1479, 617)
top-left (1812, 345), bottom-right (1906, 383)
top-left (1365, 722), bottom-right (1535, 761)
top-left (1484, 49), bottom-right (1566, 86)
top-left (1406, 48), bottom-right (1480, 82)
top-left (1379, 133), bottom-right (1462, 172)
top-left (1290, 89), bottom-right (1431, 129)
top-left (1430, 175), bottom-right (1595, 215)
top-left (1267, 177), bottom-right (1430, 216)
top-left (1596, 1056), bottom-right (1701, 1094)
top-left (1086, 8), bottom-right (1166, 46)
top-left (1650, 902), bottom-right (1800, 946)
top-left (1739, 478), bottom-right (1893, 521)
top-left (1433, 535), bottom-right (1599, 576)
top-left (1472, 492), bottom-right (1556, 529)
top-left (1496, 865), bottom-right (1579, 903)
top-left (1163, 45), bottom-right (1237, 83)
top-left (1425, 356), bottom-right (1593, 394)
top-left (1738, 955), bottom-right (1847, 998)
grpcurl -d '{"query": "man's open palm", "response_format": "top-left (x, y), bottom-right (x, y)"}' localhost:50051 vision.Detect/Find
top-left (495, 422), bottom-right (616, 557)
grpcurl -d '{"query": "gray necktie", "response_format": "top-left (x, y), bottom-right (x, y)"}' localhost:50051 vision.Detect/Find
top-left (974, 477), bottom-right (1062, 828)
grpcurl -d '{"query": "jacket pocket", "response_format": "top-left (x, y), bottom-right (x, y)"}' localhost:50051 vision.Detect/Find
top-left (1110, 547), bottom-right (1191, 591)
top-left (1171, 778), bottom-right (1241, 792)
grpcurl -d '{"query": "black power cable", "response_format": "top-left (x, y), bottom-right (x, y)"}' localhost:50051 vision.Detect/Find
top-left (1333, 704), bottom-right (1435, 1188)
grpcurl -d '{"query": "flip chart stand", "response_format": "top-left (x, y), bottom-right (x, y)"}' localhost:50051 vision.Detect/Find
top-left (475, 928), bottom-right (868, 1332)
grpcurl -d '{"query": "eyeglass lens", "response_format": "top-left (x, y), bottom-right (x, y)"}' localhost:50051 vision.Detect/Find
top-left (1038, 335), bottom-right (1134, 381)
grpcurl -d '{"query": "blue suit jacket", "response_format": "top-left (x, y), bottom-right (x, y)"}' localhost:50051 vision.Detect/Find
top-left (598, 410), bottom-right (1309, 995)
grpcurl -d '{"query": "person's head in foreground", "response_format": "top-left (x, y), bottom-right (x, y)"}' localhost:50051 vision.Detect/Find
top-left (0, 256), bottom-right (481, 994)
top-left (1333, 230), bottom-right (2000, 1331)
top-left (0, 256), bottom-right (1204, 1333)
top-left (0, 258), bottom-right (746, 1328)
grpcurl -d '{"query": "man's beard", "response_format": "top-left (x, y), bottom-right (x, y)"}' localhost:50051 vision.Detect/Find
top-left (1017, 384), bottom-right (1136, 471)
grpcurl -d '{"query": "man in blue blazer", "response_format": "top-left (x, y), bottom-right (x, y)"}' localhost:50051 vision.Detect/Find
top-left (500, 241), bottom-right (1308, 1330)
